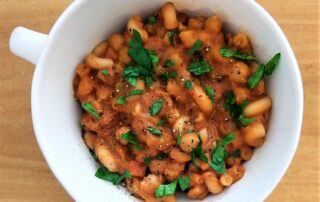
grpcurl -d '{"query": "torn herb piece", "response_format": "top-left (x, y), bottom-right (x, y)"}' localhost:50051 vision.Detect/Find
top-left (81, 102), bottom-right (101, 120)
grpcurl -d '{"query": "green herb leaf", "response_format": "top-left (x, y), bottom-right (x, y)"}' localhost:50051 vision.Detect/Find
top-left (115, 96), bottom-right (126, 105)
top-left (128, 89), bottom-right (144, 97)
top-left (146, 127), bottom-right (162, 136)
top-left (147, 49), bottom-right (159, 68)
top-left (81, 102), bottom-right (101, 120)
top-left (156, 118), bottom-right (167, 126)
top-left (204, 85), bottom-right (215, 103)
top-left (147, 15), bottom-right (157, 25)
top-left (188, 60), bottom-right (211, 76)
top-left (155, 180), bottom-right (177, 198)
top-left (168, 29), bottom-right (179, 46)
top-left (163, 59), bottom-right (175, 68)
top-left (128, 30), bottom-right (152, 69)
top-left (178, 176), bottom-right (190, 191)
top-left (219, 48), bottom-right (255, 60)
top-left (176, 129), bottom-right (181, 145)
top-left (101, 69), bottom-right (108, 76)
top-left (149, 98), bottom-right (163, 116)
top-left (123, 66), bottom-right (139, 86)
top-left (232, 149), bottom-right (241, 158)
top-left (144, 157), bottom-right (152, 165)
top-left (192, 137), bottom-right (208, 164)
top-left (158, 71), bottom-right (177, 81)
top-left (248, 64), bottom-right (265, 89)
top-left (187, 39), bottom-right (203, 56)
top-left (264, 53), bottom-right (281, 76)
top-left (95, 166), bottom-right (131, 185)
top-left (223, 91), bottom-right (245, 118)
top-left (121, 131), bottom-right (141, 150)
top-left (184, 80), bottom-right (193, 89)
top-left (238, 115), bottom-right (256, 126)
top-left (210, 133), bottom-right (235, 174)
top-left (155, 153), bottom-right (166, 160)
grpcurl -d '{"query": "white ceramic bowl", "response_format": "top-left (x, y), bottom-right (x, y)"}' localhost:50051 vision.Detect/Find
top-left (9, 0), bottom-right (303, 201)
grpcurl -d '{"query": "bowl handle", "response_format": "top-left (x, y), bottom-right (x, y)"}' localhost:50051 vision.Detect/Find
top-left (9, 26), bottom-right (48, 65)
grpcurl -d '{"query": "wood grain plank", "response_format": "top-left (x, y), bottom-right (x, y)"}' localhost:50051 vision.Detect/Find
top-left (0, 0), bottom-right (318, 201)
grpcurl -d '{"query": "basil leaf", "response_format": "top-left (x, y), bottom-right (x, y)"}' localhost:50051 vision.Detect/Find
top-left (163, 59), bottom-right (175, 68)
top-left (187, 39), bottom-right (203, 56)
top-left (121, 131), bottom-right (141, 150)
top-left (147, 15), bottom-right (157, 25)
top-left (146, 127), bottom-right (162, 136)
top-left (168, 29), bottom-right (179, 46)
top-left (155, 180), bottom-right (177, 198)
top-left (188, 60), bottom-right (211, 76)
top-left (115, 96), bottom-right (126, 105)
top-left (95, 166), bottom-right (131, 185)
top-left (204, 85), bottom-right (215, 103)
top-left (144, 157), bottom-right (152, 165)
top-left (158, 71), bottom-right (177, 81)
top-left (101, 69), bottom-right (108, 76)
top-left (219, 48), bottom-right (255, 60)
top-left (81, 102), bottom-right (101, 120)
top-left (248, 64), bottom-right (265, 89)
top-left (156, 118), bottom-right (167, 126)
top-left (147, 49), bottom-right (159, 68)
top-left (238, 115), bottom-right (256, 126)
top-left (264, 53), bottom-right (281, 76)
top-left (184, 80), bottom-right (193, 89)
top-left (149, 98), bottom-right (163, 116)
top-left (128, 89), bottom-right (144, 97)
top-left (210, 133), bottom-right (235, 174)
top-left (178, 176), bottom-right (190, 191)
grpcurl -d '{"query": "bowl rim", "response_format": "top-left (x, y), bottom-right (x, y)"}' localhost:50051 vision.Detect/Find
top-left (30, 0), bottom-right (304, 201)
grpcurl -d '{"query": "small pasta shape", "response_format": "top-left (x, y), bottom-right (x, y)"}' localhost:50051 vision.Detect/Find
top-left (229, 61), bottom-right (250, 84)
top-left (239, 145), bottom-right (253, 160)
top-left (243, 97), bottom-right (272, 117)
top-left (85, 54), bottom-right (113, 69)
top-left (77, 75), bottom-right (93, 96)
top-left (161, 3), bottom-right (178, 29)
top-left (227, 164), bottom-right (245, 182)
top-left (127, 16), bottom-right (148, 42)
top-left (150, 160), bottom-right (167, 174)
top-left (173, 115), bottom-right (189, 133)
top-left (92, 41), bottom-right (108, 57)
top-left (135, 79), bottom-right (145, 91)
top-left (115, 126), bottom-right (131, 145)
top-left (233, 33), bottom-right (252, 52)
top-left (219, 174), bottom-right (233, 187)
top-left (190, 84), bottom-right (213, 114)
top-left (179, 133), bottom-right (200, 152)
top-left (242, 122), bottom-right (266, 147)
top-left (202, 171), bottom-right (224, 194)
top-left (108, 34), bottom-right (125, 51)
top-left (204, 16), bottom-right (222, 34)
top-left (187, 184), bottom-right (208, 199)
top-left (83, 132), bottom-right (96, 150)
top-left (94, 138), bottom-right (118, 172)
top-left (179, 30), bottom-right (198, 48)
top-left (189, 173), bottom-right (204, 186)
top-left (169, 148), bottom-right (191, 162)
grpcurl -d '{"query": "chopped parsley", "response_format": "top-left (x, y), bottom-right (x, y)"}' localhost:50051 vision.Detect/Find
top-left (121, 131), bottom-right (141, 150)
top-left (209, 133), bottom-right (235, 174)
top-left (143, 153), bottom-right (166, 165)
top-left (158, 71), bottom-right (177, 81)
top-left (163, 59), bottom-right (175, 68)
top-left (191, 137), bottom-right (208, 165)
top-left (248, 53), bottom-right (281, 88)
top-left (128, 89), bottom-right (144, 97)
top-left (232, 149), bottom-right (241, 158)
top-left (188, 60), bottom-right (211, 76)
top-left (204, 85), bottom-right (215, 103)
top-left (115, 96), bottom-right (126, 105)
top-left (149, 98), bottom-right (163, 116)
top-left (168, 29), bottom-right (179, 46)
top-left (95, 166), bottom-right (131, 185)
top-left (187, 39), bottom-right (203, 56)
top-left (146, 127), bottom-right (162, 136)
top-left (176, 130), bottom-right (181, 145)
top-left (147, 49), bottom-right (159, 68)
top-left (178, 176), bottom-right (190, 191)
top-left (81, 102), bottom-right (101, 120)
top-left (156, 118), bottom-right (167, 126)
top-left (143, 157), bottom-right (152, 165)
top-left (184, 80), bottom-right (193, 89)
top-left (147, 15), bottom-right (157, 25)
top-left (219, 48), bottom-right (255, 60)
top-left (101, 69), bottom-right (108, 76)
top-left (238, 115), bottom-right (256, 126)
top-left (125, 30), bottom-right (155, 87)
top-left (155, 180), bottom-right (177, 198)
